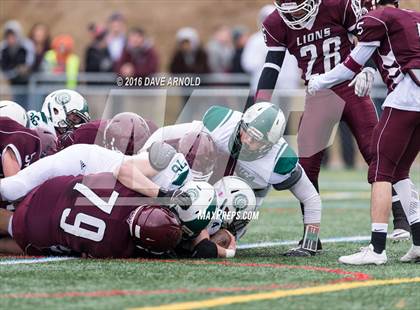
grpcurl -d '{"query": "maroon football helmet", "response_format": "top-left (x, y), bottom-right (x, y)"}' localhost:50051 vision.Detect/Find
top-left (127, 205), bottom-right (182, 254)
top-left (103, 112), bottom-right (151, 155)
top-left (34, 127), bottom-right (58, 157)
top-left (178, 131), bottom-right (216, 182)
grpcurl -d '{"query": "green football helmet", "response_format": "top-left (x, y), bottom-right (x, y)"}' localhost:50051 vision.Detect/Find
top-left (41, 89), bottom-right (90, 134)
top-left (229, 102), bottom-right (286, 161)
top-left (173, 180), bottom-right (217, 239)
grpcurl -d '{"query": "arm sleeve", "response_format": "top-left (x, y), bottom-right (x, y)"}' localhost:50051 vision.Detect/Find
top-left (314, 44), bottom-right (377, 89)
top-left (254, 18), bottom-right (287, 102)
top-left (255, 51), bottom-right (285, 102)
top-left (289, 169), bottom-right (322, 224)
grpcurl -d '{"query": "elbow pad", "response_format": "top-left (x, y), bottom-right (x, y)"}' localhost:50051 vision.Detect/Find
top-left (192, 239), bottom-right (218, 258)
top-left (273, 165), bottom-right (303, 191)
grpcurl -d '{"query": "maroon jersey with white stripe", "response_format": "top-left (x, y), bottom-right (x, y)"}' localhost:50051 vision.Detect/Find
top-left (357, 7), bottom-right (420, 91)
top-left (0, 117), bottom-right (40, 177)
top-left (263, 0), bottom-right (362, 84)
top-left (12, 173), bottom-right (147, 258)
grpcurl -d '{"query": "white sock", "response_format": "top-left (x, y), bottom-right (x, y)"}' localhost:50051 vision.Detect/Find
top-left (372, 223), bottom-right (388, 233)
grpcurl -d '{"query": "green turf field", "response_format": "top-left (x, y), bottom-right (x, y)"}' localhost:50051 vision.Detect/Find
top-left (1, 169), bottom-right (420, 310)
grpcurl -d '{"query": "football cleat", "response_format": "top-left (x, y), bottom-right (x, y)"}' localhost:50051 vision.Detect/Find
top-left (400, 245), bottom-right (420, 263)
top-left (338, 244), bottom-right (387, 265)
top-left (387, 229), bottom-right (411, 242)
top-left (283, 246), bottom-right (316, 257)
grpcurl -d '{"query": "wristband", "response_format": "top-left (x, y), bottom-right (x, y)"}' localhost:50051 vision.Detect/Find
top-left (225, 248), bottom-right (236, 258)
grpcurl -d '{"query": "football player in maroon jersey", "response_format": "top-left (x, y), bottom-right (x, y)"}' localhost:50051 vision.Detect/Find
top-left (0, 117), bottom-right (57, 178)
top-left (256, 0), bottom-right (410, 253)
top-left (308, 0), bottom-right (420, 265)
top-left (0, 173), bottom-right (182, 258)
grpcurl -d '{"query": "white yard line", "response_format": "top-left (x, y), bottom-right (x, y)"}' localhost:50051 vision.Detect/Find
top-left (237, 236), bottom-right (371, 249)
top-left (0, 256), bottom-right (76, 265)
top-left (0, 237), bottom-right (372, 264)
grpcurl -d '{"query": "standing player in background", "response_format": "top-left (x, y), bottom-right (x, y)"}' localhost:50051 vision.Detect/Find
top-left (308, 0), bottom-right (420, 264)
top-left (256, 0), bottom-right (410, 245)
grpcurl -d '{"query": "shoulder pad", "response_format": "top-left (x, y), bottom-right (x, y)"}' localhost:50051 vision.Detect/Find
top-left (148, 141), bottom-right (177, 171)
top-left (202, 105), bottom-right (233, 132)
top-left (274, 144), bottom-right (298, 175)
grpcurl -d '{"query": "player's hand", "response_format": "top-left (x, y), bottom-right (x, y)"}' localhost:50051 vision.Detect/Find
top-left (348, 67), bottom-right (375, 97)
top-left (226, 219), bottom-right (250, 237)
top-left (307, 74), bottom-right (321, 95)
top-left (158, 188), bottom-right (192, 210)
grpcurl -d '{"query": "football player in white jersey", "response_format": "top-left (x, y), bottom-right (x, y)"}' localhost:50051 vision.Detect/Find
top-left (0, 142), bottom-right (192, 208)
top-left (143, 102), bottom-right (323, 256)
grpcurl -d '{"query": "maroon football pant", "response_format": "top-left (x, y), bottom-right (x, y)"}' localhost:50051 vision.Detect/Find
top-left (368, 107), bottom-right (420, 184)
top-left (298, 83), bottom-right (378, 185)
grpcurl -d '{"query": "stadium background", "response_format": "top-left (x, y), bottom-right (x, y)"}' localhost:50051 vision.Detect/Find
top-left (1, 0), bottom-right (418, 68)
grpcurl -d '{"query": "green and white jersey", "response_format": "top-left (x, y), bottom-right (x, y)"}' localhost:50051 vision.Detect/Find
top-left (27, 110), bottom-right (56, 136)
top-left (202, 105), bottom-right (298, 189)
top-left (131, 152), bottom-right (192, 191)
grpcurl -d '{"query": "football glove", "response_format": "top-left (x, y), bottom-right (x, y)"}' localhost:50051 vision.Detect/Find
top-left (158, 188), bottom-right (192, 210)
top-left (348, 67), bottom-right (376, 97)
top-left (307, 74), bottom-right (321, 96)
top-left (283, 246), bottom-right (316, 257)
top-left (226, 219), bottom-right (250, 237)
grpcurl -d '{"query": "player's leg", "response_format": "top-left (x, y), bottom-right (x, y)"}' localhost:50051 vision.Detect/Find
top-left (339, 108), bottom-right (418, 265)
top-left (389, 133), bottom-right (420, 241)
top-left (396, 123), bottom-right (420, 262)
top-left (342, 93), bottom-right (410, 237)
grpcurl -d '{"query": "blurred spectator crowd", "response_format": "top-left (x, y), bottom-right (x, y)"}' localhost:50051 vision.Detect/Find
top-left (0, 7), bottom-right (301, 110)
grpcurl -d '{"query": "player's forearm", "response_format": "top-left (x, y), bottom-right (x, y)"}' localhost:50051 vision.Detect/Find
top-left (309, 45), bottom-right (377, 91)
top-left (289, 170), bottom-right (322, 225)
top-left (115, 162), bottom-right (160, 197)
top-left (255, 51), bottom-right (285, 102)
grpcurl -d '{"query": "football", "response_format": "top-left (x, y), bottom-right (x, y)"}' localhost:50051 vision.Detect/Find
top-left (210, 229), bottom-right (232, 249)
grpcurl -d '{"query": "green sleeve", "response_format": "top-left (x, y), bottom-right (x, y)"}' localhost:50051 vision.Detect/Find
top-left (274, 145), bottom-right (298, 175)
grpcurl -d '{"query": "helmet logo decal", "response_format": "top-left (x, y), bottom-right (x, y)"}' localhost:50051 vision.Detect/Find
top-left (186, 188), bottom-right (199, 202)
top-left (55, 92), bottom-right (71, 105)
top-left (233, 193), bottom-right (249, 210)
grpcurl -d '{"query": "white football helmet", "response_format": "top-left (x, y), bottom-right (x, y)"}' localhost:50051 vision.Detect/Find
top-left (231, 101), bottom-right (286, 161)
top-left (213, 176), bottom-right (257, 225)
top-left (0, 100), bottom-right (28, 127)
top-left (41, 89), bottom-right (90, 134)
top-left (274, 0), bottom-right (321, 30)
top-left (174, 180), bottom-right (217, 239)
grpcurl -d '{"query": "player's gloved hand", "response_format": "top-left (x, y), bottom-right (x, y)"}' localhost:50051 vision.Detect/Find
top-left (158, 188), bottom-right (192, 210)
top-left (348, 67), bottom-right (376, 97)
top-left (226, 219), bottom-right (250, 237)
top-left (283, 246), bottom-right (316, 257)
top-left (307, 74), bottom-right (321, 95)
